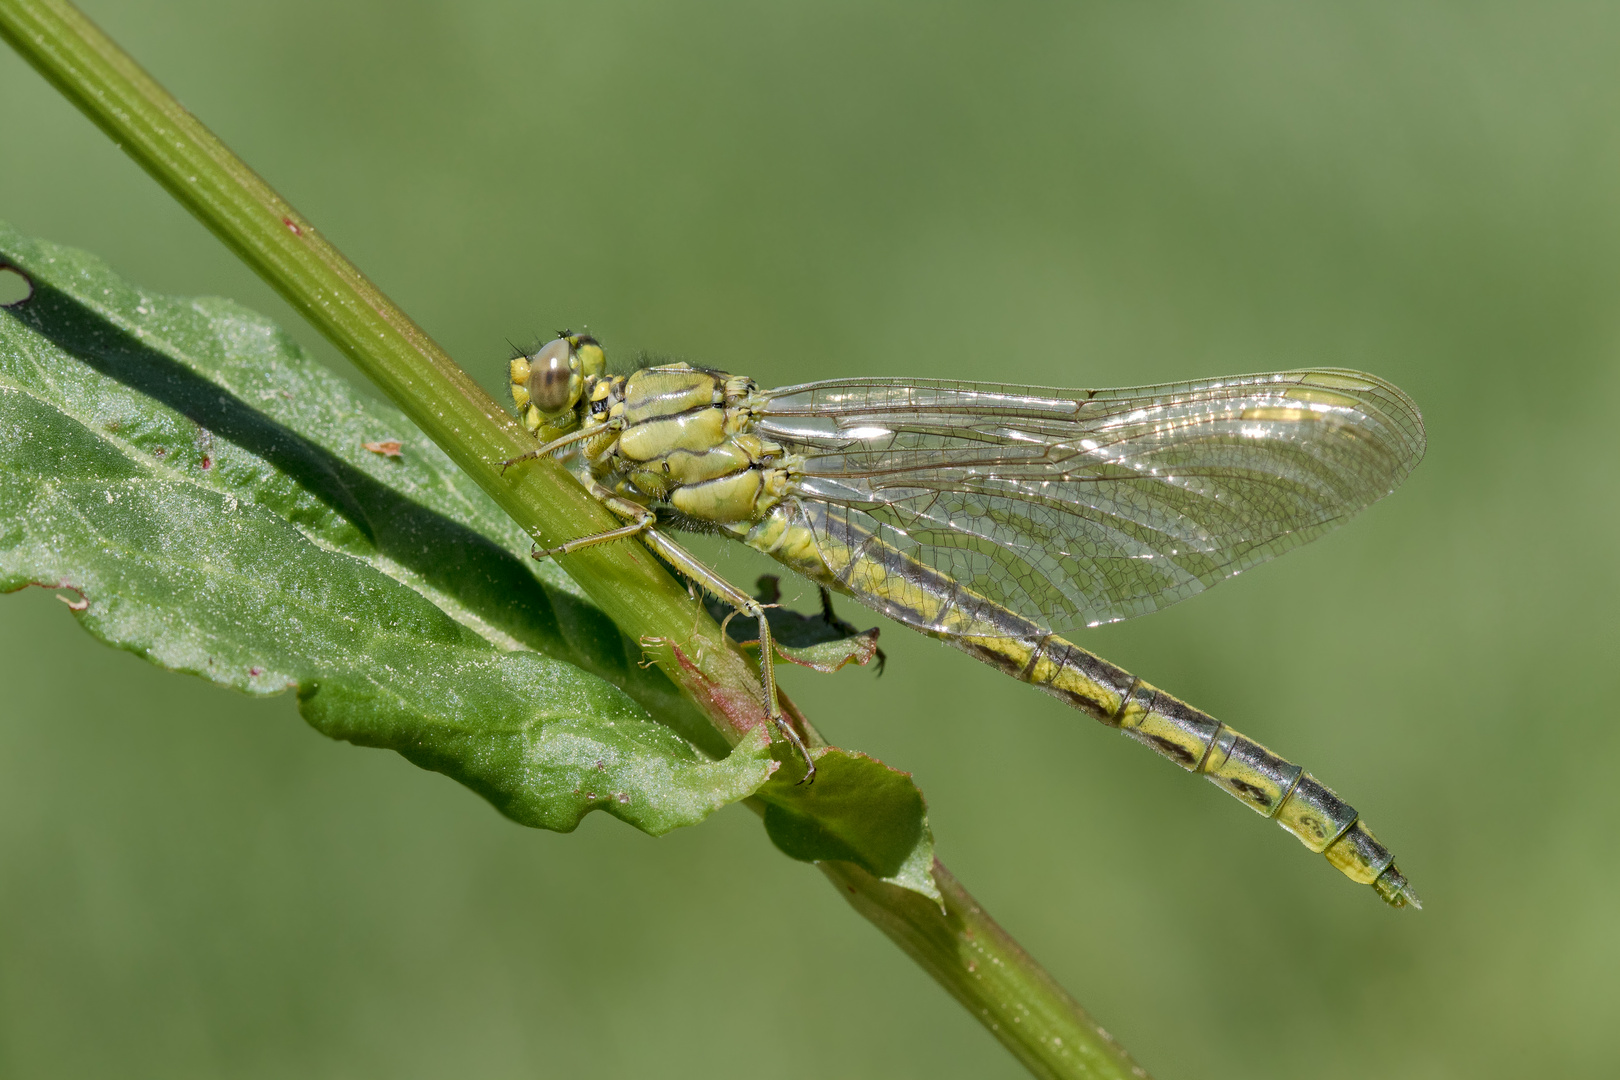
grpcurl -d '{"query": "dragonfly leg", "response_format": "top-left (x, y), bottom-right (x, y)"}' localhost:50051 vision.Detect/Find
top-left (498, 421), bottom-right (617, 475)
top-left (538, 515), bottom-right (655, 558)
top-left (527, 492), bottom-right (658, 558)
top-left (635, 528), bottom-right (816, 784)
top-left (499, 447), bottom-right (545, 475)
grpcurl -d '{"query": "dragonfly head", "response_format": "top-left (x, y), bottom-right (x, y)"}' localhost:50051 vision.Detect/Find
top-left (510, 332), bottom-right (607, 439)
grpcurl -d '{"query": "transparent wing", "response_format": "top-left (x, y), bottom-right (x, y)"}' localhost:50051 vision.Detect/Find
top-left (753, 369), bottom-right (1425, 633)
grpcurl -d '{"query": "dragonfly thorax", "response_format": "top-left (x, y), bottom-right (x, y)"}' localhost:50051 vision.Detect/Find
top-left (571, 360), bottom-right (799, 524)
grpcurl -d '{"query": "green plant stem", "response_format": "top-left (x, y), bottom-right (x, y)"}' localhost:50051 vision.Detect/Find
top-left (825, 860), bottom-right (1143, 1080)
top-left (0, 3), bottom-right (1151, 1076)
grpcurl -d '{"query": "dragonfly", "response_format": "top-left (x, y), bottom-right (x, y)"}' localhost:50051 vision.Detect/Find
top-left (503, 333), bottom-right (1426, 909)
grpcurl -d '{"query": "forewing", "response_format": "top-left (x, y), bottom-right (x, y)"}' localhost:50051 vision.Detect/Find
top-left (753, 370), bottom-right (1424, 633)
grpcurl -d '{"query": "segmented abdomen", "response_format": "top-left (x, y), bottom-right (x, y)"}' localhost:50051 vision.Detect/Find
top-left (1000, 634), bottom-right (1417, 907)
top-left (734, 508), bottom-right (1419, 908)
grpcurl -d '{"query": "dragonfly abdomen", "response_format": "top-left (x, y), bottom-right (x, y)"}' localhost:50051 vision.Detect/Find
top-left (1111, 671), bottom-right (1415, 905)
top-left (982, 631), bottom-right (1419, 907)
top-left (732, 505), bottom-right (1418, 908)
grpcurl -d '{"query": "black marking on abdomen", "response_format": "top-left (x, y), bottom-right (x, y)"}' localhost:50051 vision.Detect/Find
top-left (1147, 734), bottom-right (1199, 767)
top-left (1227, 779), bottom-right (1273, 809)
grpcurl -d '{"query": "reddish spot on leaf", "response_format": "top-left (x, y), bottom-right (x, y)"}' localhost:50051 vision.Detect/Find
top-left (200, 454), bottom-right (212, 469)
top-left (27, 580), bottom-right (91, 611)
top-left (363, 439), bottom-right (403, 458)
top-left (249, 666), bottom-right (263, 677)
top-left (283, 217), bottom-right (302, 235)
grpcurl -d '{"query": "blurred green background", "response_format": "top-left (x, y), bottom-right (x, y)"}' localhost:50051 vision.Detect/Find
top-left (2, 2), bottom-right (1617, 1077)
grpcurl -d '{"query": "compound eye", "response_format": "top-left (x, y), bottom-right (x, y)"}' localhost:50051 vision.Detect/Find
top-left (526, 338), bottom-right (578, 414)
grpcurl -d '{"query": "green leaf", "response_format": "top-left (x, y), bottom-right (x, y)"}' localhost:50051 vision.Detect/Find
top-left (0, 222), bottom-right (940, 901)
top-left (770, 631), bottom-right (882, 674)
top-left (756, 749), bottom-right (941, 905)
top-left (0, 222), bottom-right (772, 835)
